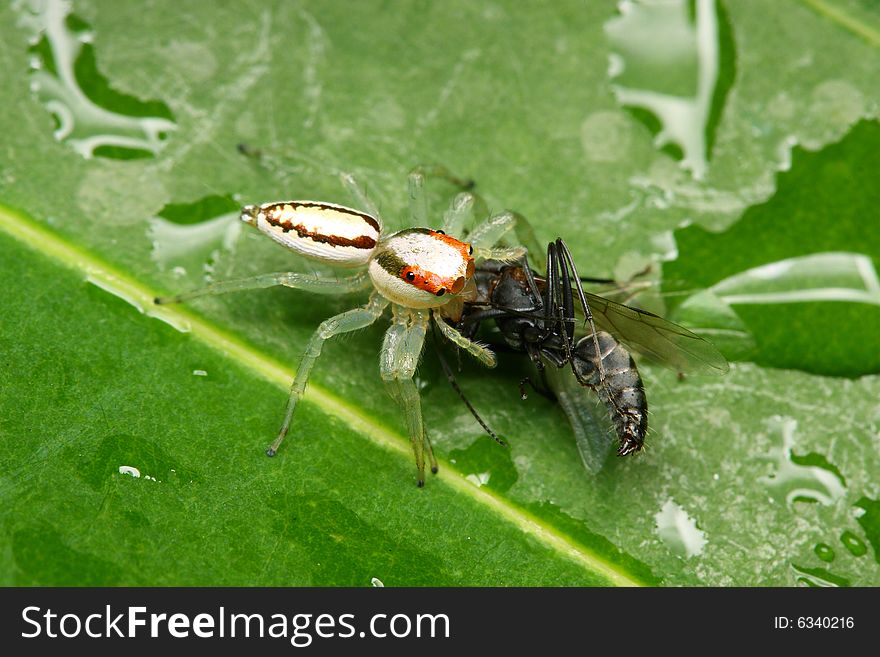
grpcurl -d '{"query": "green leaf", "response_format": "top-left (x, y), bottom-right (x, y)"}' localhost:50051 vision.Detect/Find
top-left (1, 0), bottom-right (879, 587)
top-left (667, 122), bottom-right (880, 376)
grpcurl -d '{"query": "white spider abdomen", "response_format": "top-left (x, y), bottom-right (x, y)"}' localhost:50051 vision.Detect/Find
top-left (242, 201), bottom-right (380, 267)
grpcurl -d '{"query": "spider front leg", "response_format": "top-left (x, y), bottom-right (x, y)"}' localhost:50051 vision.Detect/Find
top-left (267, 293), bottom-right (389, 456)
top-left (406, 166), bottom-right (542, 265)
top-left (432, 313), bottom-right (496, 368)
top-left (468, 210), bottom-right (544, 268)
top-left (380, 306), bottom-right (436, 487)
top-left (154, 271), bottom-right (371, 305)
top-left (408, 165), bottom-right (475, 227)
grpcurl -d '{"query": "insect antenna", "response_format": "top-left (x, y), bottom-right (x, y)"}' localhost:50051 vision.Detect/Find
top-left (460, 301), bottom-right (566, 324)
top-left (578, 275), bottom-right (615, 284)
top-left (431, 323), bottom-right (508, 447)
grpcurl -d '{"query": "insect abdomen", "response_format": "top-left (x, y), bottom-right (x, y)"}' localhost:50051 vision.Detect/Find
top-left (572, 331), bottom-right (648, 456)
top-left (242, 201), bottom-right (380, 267)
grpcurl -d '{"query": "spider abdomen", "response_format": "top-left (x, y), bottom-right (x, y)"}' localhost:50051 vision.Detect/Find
top-left (241, 201), bottom-right (380, 267)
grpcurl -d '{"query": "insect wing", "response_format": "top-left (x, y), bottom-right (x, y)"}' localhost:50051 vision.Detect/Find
top-left (583, 292), bottom-right (729, 375)
top-left (543, 366), bottom-right (615, 474)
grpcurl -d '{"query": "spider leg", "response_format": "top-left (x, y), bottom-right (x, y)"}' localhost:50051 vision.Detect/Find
top-left (441, 192), bottom-right (477, 236)
top-left (432, 313), bottom-right (496, 368)
top-left (266, 293), bottom-right (389, 456)
top-left (154, 271), bottom-right (371, 305)
top-left (408, 165), bottom-right (475, 228)
top-left (468, 211), bottom-right (544, 268)
top-left (380, 306), bottom-right (436, 486)
top-left (432, 323), bottom-right (506, 447)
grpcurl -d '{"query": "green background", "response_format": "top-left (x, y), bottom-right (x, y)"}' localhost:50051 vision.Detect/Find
top-left (1, 0), bottom-right (879, 586)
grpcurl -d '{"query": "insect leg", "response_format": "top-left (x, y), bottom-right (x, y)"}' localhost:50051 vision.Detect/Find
top-left (154, 271), bottom-right (371, 305)
top-left (523, 343), bottom-right (554, 398)
top-left (544, 241), bottom-right (560, 327)
top-left (555, 242), bottom-right (576, 345)
top-left (432, 314), bottom-right (497, 368)
top-left (432, 323), bottom-right (506, 447)
top-left (266, 293), bottom-right (389, 456)
top-left (451, 306), bottom-right (510, 341)
top-left (556, 239), bottom-right (608, 387)
top-left (381, 307), bottom-right (435, 486)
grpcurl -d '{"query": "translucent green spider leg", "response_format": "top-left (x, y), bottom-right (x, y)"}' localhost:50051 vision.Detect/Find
top-left (266, 293), bottom-right (390, 456)
top-left (468, 210), bottom-right (544, 267)
top-left (339, 171), bottom-right (382, 222)
top-left (432, 312), bottom-right (496, 368)
top-left (440, 192), bottom-right (476, 236)
top-left (380, 306), bottom-right (436, 486)
top-left (408, 165), bottom-right (475, 227)
top-left (154, 271), bottom-right (371, 305)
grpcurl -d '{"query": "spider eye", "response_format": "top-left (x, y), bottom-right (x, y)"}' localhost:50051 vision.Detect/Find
top-left (405, 271), bottom-right (416, 282)
top-left (468, 245), bottom-right (473, 255)
top-left (435, 229), bottom-right (445, 235)
top-left (435, 288), bottom-right (446, 297)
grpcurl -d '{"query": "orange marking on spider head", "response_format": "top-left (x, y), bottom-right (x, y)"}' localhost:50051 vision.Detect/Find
top-left (429, 230), bottom-right (474, 292)
top-left (389, 229), bottom-right (476, 299)
top-left (401, 265), bottom-right (451, 297)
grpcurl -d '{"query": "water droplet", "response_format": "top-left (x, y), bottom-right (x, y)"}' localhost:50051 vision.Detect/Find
top-left (758, 417), bottom-right (845, 507)
top-left (14, 0), bottom-right (176, 159)
top-left (655, 499), bottom-right (707, 558)
top-left (192, 369), bottom-right (208, 377)
top-left (149, 196), bottom-right (242, 282)
top-left (86, 273), bottom-right (191, 333)
top-left (806, 80), bottom-right (865, 147)
top-left (853, 497), bottom-right (880, 565)
top-left (118, 465), bottom-right (141, 478)
top-left (813, 543), bottom-right (834, 563)
top-left (149, 213), bottom-right (241, 275)
top-left (791, 564), bottom-right (850, 587)
top-left (449, 438), bottom-right (517, 493)
top-left (465, 472), bottom-right (491, 488)
top-left (839, 530), bottom-right (867, 557)
top-left (605, 0), bottom-right (732, 179)
top-left (710, 252), bottom-right (880, 307)
top-left (370, 577), bottom-right (384, 587)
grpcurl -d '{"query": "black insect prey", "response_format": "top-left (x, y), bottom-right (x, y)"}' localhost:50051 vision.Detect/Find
top-left (442, 238), bottom-right (727, 473)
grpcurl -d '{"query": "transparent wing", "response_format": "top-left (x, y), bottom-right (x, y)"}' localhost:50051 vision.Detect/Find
top-left (543, 366), bottom-right (614, 475)
top-left (582, 292), bottom-right (729, 375)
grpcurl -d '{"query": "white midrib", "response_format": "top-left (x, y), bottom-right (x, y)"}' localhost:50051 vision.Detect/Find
top-left (0, 205), bottom-right (644, 587)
